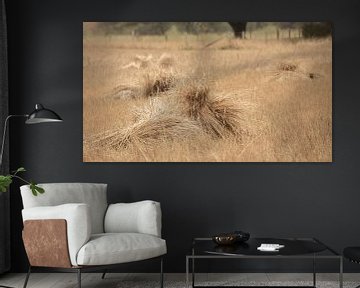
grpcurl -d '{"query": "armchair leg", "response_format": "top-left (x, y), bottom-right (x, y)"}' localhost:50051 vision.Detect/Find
top-left (77, 269), bottom-right (81, 288)
top-left (101, 270), bottom-right (107, 279)
top-left (23, 266), bottom-right (31, 288)
top-left (160, 257), bottom-right (164, 288)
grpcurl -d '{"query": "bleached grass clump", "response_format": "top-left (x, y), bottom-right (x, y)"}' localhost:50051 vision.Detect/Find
top-left (122, 54), bottom-right (153, 69)
top-left (158, 53), bottom-right (174, 68)
top-left (118, 115), bottom-right (202, 148)
top-left (176, 82), bottom-right (247, 138)
top-left (122, 53), bottom-right (175, 70)
top-left (93, 75), bottom-right (258, 154)
top-left (107, 53), bottom-right (178, 100)
top-left (139, 69), bottom-right (175, 97)
top-left (90, 98), bottom-right (203, 149)
top-left (268, 62), bottom-right (321, 81)
top-left (105, 69), bottom-right (175, 100)
top-left (278, 63), bottom-right (298, 72)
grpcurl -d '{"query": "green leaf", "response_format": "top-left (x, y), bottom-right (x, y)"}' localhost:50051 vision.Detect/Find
top-left (35, 185), bottom-right (45, 194)
top-left (12, 167), bottom-right (26, 176)
top-left (30, 182), bottom-right (44, 196)
top-left (0, 175), bottom-right (13, 192)
top-left (0, 167), bottom-right (44, 196)
top-left (15, 167), bottom-right (26, 173)
top-left (30, 182), bottom-right (38, 196)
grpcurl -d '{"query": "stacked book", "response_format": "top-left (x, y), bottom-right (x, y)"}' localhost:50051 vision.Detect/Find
top-left (257, 243), bottom-right (285, 252)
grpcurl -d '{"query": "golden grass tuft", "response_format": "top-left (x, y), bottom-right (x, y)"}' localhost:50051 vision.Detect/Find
top-left (88, 98), bottom-right (204, 149)
top-left (268, 62), bottom-right (320, 81)
top-left (139, 69), bottom-right (175, 97)
top-left (106, 69), bottom-right (175, 100)
top-left (158, 53), bottom-right (174, 68)
top-left (181, 83), bottom-right (209, 119)
top-left (105, 85), bottom-right (138, 100)
top-left (122, 54), bottom-right (153, 69)
top-left (207, 95), bottom-right (246, 135)
top-left (92, 115), bottom-right (202, 151)
top-left (117, 115), bottom-right (202, 148)
top-left (177, 82), bottom-right (245, 138)
top-left (118, 53), bottom-right (177, 98)
top-left (278, 63), bottom-right (297, 72)
top-left (122, 54), bottom-right (175, 70)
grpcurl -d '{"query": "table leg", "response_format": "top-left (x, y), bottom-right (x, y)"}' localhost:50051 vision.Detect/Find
top-left (313, 254), bottom-right (316, 287)
top-left (192, 247), bottom-right (195, 288)
top-left (192, 257), bottom-right (195, 288)
top-left (186, 257), bottom-right (189, 288)
top-left (339, 257), bottom-right (343, 288)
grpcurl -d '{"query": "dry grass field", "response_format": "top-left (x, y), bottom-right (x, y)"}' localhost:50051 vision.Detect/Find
top-left (83, 33), bottom-right (332, 162)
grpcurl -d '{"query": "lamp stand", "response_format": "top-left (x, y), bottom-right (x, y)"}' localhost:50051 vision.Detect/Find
top-left (0, 115), bottom-right (28, 168)
top-left (0, 116), bottom-right (27, 287)
top-left (0, 115), bottom-right (27, 288)
top-left (0, 105), bottom-right (62, 287)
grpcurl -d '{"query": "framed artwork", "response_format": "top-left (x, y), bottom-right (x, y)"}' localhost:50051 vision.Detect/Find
top-left (83, 22), bottom-right (332, 162)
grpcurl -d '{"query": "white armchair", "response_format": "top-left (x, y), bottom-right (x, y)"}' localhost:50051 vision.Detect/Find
top-left (20, 183), bottom-right (166, 288)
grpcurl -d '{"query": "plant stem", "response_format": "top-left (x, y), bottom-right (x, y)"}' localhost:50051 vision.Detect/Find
top-left (12, 175), bottom-right (31, 185)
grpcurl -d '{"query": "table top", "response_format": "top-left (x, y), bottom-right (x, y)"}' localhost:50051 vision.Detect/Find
top-left (189, 237), bottom-right (340, 258)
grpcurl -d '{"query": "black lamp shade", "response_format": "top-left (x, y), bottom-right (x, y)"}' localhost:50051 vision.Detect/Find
top-left (25, 104), bottom-right (63, 124)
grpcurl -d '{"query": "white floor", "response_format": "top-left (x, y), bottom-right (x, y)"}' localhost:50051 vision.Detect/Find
top-left (0, 273), bottom-right (359, 288)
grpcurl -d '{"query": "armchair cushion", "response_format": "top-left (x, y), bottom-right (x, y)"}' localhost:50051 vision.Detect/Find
top-left (22, 203), bottom-right (91, 266)
top-left (76, 233), bottom-right (167, 266)
top-left (21, 183), bottom-right (108, 234)
top-left (104, 200), bottom-right (162, 237)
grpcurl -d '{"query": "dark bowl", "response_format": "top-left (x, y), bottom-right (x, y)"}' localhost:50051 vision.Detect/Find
top-left (212, 234), bottom-right (238, 245)
top-left (233, 231), bottom-right (250, 242)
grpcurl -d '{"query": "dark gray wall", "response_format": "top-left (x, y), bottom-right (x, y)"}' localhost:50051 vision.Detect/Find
top-left (5, 0), bottom-right (360, 273)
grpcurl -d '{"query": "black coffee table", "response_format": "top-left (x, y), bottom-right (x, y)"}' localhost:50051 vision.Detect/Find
top-left (186, 237), bottom-right (342, 288)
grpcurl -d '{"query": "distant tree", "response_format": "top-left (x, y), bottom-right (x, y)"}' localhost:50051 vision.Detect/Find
top-left (176, 22), bottom-right (194, 34)
top-left (94, 22), bottom-right (172, 36)
top-left (253, 22), bottom-right (266, 29)
top-left (95, 22), bottom-right (138, 35)
top-left (135, 22), bottom-right (172, 35)
top-left (278, 22), bottom-right (295, 29)
top-left (205, 22), bottom-right (232, 33)
top-left (228, 22), bottom-right (247, 38)
top-left (173, 22), bottom-right (230, 35)
top-left (302, 22), bottom-right (332, 38)
top-left (176, 22), bottom-right (206, 34)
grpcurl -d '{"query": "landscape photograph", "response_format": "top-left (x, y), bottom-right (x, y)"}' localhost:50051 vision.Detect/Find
top-left (83, 22), bottom-right (332, 162)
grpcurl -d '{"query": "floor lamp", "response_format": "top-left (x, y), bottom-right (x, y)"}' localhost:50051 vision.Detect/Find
top-left (0, 103), bottom-right (63, 167)
top-left (0, 103), bottom-right (63, 288)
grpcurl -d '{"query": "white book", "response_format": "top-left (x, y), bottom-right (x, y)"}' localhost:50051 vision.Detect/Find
top-left (257, 243), bottom-right (285, 251)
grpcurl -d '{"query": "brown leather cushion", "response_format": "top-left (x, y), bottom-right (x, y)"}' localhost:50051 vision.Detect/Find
top-left (23, 219), bottom-right (72, 268)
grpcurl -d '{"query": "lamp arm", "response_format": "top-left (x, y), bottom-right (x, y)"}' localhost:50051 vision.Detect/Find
top-left (0, 114), bottom-right (28, 169)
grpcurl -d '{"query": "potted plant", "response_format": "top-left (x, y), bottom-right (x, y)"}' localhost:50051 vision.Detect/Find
top-left (0, 167), bottom-right (44, 196)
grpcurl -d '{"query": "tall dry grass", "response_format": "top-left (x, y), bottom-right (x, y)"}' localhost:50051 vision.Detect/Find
top-left (83, 34), bottom-right (332, 162)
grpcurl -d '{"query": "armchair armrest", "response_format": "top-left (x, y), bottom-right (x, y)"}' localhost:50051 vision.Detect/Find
top-left (104, 200), bottom-right (162, 237)
top-left (22, 203), bottom-right (91, 266)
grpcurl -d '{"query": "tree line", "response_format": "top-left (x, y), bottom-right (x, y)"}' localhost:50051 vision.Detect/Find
top-left (94, 22), bottom-right (332, 39)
